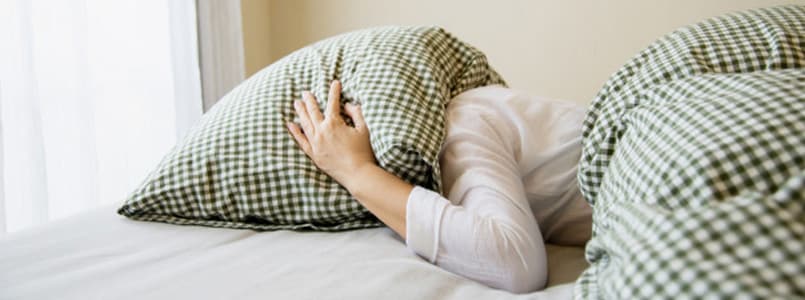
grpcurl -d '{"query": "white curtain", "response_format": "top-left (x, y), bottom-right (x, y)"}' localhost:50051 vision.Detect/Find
top-left (0, 0), bottom-right (203, 234)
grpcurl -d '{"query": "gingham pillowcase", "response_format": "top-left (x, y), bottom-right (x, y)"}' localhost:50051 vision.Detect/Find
top-left (118, 26), bottom-right (504, 231)
top-left (577, 5), bottom-right (805, 203)
top-left (574, 5), bottom-right (805, 299)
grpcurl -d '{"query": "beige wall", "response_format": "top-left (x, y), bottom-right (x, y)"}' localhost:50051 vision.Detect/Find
top-left (242, 0), bottom-right (802, 104)
top-left (240, 0), bottom-right (272, 76)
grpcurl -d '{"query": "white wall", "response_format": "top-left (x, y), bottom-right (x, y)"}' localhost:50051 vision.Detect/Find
top-left (246, 0), bottom-right (802, 104)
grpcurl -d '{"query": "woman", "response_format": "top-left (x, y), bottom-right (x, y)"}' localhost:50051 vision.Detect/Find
top-left (287, 80), bottom-right (592, 293)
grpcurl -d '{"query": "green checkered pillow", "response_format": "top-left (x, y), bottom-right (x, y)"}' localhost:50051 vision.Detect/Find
top-left (575, 5), bottom-right (804, 299)
top-left (118, 26), bottom-right (504, 231)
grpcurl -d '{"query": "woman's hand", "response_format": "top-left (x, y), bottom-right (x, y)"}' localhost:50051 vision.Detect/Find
top-left (287, 80), bottom-right (376, 187)
top-left (288, 80), bottom-right (412, 239)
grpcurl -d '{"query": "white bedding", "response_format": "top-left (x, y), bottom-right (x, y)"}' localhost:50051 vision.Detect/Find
top-left (0, 205), bottom-right (586, 299)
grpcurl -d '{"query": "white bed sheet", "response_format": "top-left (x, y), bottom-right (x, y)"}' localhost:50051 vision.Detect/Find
top-left (0, 205), bottom-right (586, 299)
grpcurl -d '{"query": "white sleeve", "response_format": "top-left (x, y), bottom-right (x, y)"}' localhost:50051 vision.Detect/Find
top-left (404, 88), bottom-right (548, 293)
top-left (405, 186), bottom-right (448, 262)
top-left (405, 184), bottom-right (547, 294)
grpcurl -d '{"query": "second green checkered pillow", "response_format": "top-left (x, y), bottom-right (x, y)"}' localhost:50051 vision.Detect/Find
top-left (118, 26), bottom-right (504, 231)
top-left (574, 5), bottom-right (805, 299)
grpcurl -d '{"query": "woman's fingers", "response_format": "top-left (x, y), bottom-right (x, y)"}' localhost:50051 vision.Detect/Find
top-left (286, 122), bottom-right (312, 155)
top-left (293, 100), bottom-right (315, 136)
top-left (325, 80), bottom-right (341, 119)
top-left (344, 103), bottom-right (367, 131)
top-left (302, 91), bottom-right (324, 123)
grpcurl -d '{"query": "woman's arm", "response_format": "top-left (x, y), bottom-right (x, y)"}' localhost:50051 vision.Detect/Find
top-left (341, 164), bottom-right (412, 238)
top-left (288, 82), bottom-right (548, 293)
top-left (286, 80), bottom-right (413, 238)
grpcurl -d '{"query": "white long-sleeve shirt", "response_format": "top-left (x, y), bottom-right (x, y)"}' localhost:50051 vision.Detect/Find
top-left (405, 86), bottom-right (592, 293)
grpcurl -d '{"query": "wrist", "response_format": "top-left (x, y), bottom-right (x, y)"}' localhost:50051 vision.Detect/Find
top-left (340, 163), bottom-right (382, 195)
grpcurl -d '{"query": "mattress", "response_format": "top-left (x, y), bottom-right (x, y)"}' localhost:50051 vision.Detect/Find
top-left (0, 205), bottom-right (586, 299)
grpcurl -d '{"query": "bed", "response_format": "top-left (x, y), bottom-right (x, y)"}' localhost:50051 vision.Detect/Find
top-left (0, 203), bottom-right (586, 299)
top-left (3, 4), bottom-right (803, 300)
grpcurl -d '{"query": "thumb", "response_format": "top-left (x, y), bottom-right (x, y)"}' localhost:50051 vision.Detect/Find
top-left (344, 103), bottom-right (367, 131)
